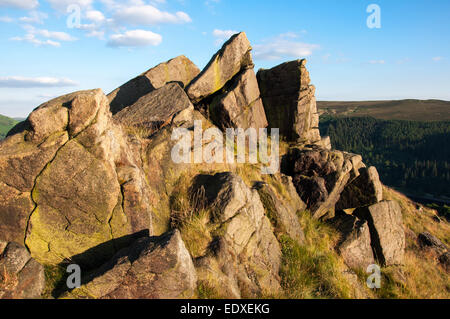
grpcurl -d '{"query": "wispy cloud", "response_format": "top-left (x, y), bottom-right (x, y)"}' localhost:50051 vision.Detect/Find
top-left (19, 11), bottom-right (48, 24)
top-left (0, 16), bottom-right (14, 23)
top-left (11, 25), bottom-right (77, 47)
top-left (368, 59), bottom-right (385, 64)
top-left (0, 0), bottom-right (38, 10)
top-left (107, 29), bottom-right (162, 47)
top-left (432, 56), bottom-right (444, 62)
top-left (253, 32), bottom-right (319, 61)
top-left (0, 76), bottom-right (78, 88)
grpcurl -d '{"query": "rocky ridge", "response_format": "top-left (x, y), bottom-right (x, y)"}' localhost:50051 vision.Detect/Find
top-left (0, 32), bottom-right (448, 299)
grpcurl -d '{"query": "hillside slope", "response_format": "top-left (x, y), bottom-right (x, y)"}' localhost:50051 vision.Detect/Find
top-left (0, 114), bottom-right (18, 140)
top-left (317, 100), bottom-right (450, 122)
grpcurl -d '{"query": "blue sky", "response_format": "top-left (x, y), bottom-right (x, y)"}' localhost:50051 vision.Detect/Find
top-left (0, 0), bottom-right (449, 118)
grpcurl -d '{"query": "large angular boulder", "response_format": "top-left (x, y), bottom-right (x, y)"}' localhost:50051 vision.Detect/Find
top-left (257, 59), bottom-right (321, 143)
top-left (108, 55), bottom-right (200, 114)
top-left (328, 211), bottom-right (375, 269)
top-left (114, 82), bottom-right (194, 136)
top-left (186, 32), bottom-right (253, 103)
top-left (336, 166), bottom-right (383, 210)
top-left (64, 230), bottom-right (197, 299)
top-left (191, 172), bottom-right (281, 298)
top-left (0, 241), bottom-right (45, 299)
top-left (282, 147), bottom-right (362, 219)
top-left (354, 201), bottom-right (405, 266)
top-left (208, 68), bottom-right (267, 130)
top-left (0, 89), bottom-right (153, 268)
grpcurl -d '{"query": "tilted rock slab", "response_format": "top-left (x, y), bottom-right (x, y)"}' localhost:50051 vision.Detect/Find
top-left (328, 211), bottom-right (375, 269)
top-left (114, 82), bottom-right (195, 135)
top-left (336, 166), bottom-right (383, 210)
top-left (0, 240), bottom-right (45, 299)
top-left (0, 89), bottom-right (153, 268)
top-left (108, 55), bottom-right (200, 114)
top-left (186, 32), bottom-right (253, 103)
top-left (208, 68), bottom-right (267, 130)
top-left (64, 230), bottom-right (197, 299)
top-left (257, 59), bottom-right (321, 143)
top-left (354, 200), bottom-right (405, 266)
top-left (192, 172), bottom-right (281, 298)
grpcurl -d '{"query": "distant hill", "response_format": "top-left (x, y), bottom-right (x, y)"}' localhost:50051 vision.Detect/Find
top-left (317, 99), bottom-right (450, 122)
top-left (0, 114), bottom-right (19, 140)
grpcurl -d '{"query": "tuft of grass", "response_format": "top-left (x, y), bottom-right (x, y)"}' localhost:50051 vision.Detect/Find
top-left (42, 265), bottom-right (67, 299)
top-left (196, 281), bottom-right (223, 299)
top-left (179, 210), bottom-right (212, 258)
top-left (277, 212), bottom-right (354, 299)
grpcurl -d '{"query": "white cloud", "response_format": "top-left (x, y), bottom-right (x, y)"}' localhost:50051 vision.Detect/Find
top-left (19, 11), bottom-right (48, 24)
top-left (11, 33), bottom-right (61, 47)
top-left (86, 10), bottom-right (106, 23)
top-left (432, 56), bottom-right (444, 62)
top-left (24, 25), bottom-right (77, 41)
top-left (11, 26), bottom-right (77, 47)
top-left (0, 16), bottom-right (14, 23)
top-left (0, 76), bottom-right (78, 88)
top-left (0, 0), bottom-right (38, 10)
top-left (107, 29), bottom-right (162, 47)
top-left (113, 5), bottom-right (191, 25)
top-left (253, 33), bottom-right (319, 61)
top-left (368, 60), bottom-right (385, 64)
top-left (46, 0), bottom-right (93, 12)
top-left (212, 29), bottom-right (238, 45)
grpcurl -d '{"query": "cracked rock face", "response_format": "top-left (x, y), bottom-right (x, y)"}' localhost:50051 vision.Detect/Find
top-left (0, 241), bottom-right (45, 299)
top-left (1, 89), bottom-right (153, 268)
top-left (192, 172), bottom-right (281, 298)
top-left (63, 230), bottom-right (197, 299)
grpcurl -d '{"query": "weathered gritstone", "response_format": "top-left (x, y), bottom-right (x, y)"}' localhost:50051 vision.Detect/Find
top-left (0, 89), bottom-right (153, 268)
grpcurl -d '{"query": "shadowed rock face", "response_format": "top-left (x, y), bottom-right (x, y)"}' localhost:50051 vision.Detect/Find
top-left (108, 55), bottom-right (200, 114)
top-left (336, 166), bottom-right (383, 210)
top-left (354, 201), bottom-right (405, 266)
top-left (64, 230), bottom-right (197, 299)
top-left (0, 241), bottom-right (45, 299)
top-left (282, 147), bottom-right (363, 219)
top-left (257, 59), bottom-right (321, 144)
